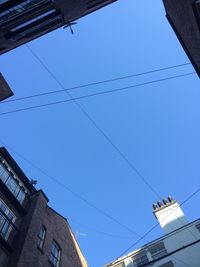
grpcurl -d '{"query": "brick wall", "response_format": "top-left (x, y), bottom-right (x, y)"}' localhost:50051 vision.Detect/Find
top-left (8, 191), bottom-right (87, 267)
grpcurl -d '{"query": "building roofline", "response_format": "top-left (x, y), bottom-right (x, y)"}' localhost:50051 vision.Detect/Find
top-left (67, 222), bottom-right (89, 267)
top-left (0, 146), bottom-right (36, 192)
top-left (47, 205), bottom-right (68, 222)
top-left (36, 189), bottom-right (49, 202)
top-left (46, 205), bottom-right (88, 266)
top-left (107, 218), bottom-right (200, 266)
top-left (110, 238), bottom-right (200, 267)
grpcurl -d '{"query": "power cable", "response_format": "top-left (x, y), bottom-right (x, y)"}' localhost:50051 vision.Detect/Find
top-left (0, 138), bottom-right (146, 240)
top-left (0, 62), bottom-right (192, 104)
top-left (72, 213), bottom-right (191, 267)
top-left (0, 72), bottom-right (195, 116)
top-left (114, 187), bottom-right (200, 261)
top-left (24, 46), bottom-right (199, 265)
top-left (26, 44), bottom-right (163, 199)
top-left (174, 214), bottom-right (198, 241)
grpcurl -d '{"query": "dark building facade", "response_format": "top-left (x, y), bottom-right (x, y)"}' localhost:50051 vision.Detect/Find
top-left (0, 147), bottom-right (88, 267)
top-left (0, 73), bottom-right (13, 101)
top-left (162, 0), bottom-right (200, 77)
top-left (0, 0), bottom-right (116, 55)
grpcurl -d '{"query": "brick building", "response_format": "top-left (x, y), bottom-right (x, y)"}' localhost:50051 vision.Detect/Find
top-left (0, 146), bottom-right (88, 267)
top-left (0, 0), bottom-right (116, 55)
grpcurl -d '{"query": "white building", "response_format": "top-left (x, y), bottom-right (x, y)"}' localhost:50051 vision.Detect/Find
top-left (105, 197), bottom-right (200, 267)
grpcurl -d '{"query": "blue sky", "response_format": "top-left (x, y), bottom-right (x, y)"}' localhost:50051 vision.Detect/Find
top-left (0, 0), bottom-right (200, 266)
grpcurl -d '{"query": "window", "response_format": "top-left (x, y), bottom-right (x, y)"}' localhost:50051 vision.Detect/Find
top-left (196, 223), bottom-right (200, 232)
top-left (0, 0), bottom-right (52, 24)
top-left (37, 225), bottom-right (46, 250)
top-left (17, 189), bottom-right (26, 204)
top-left (49, 240), bottom-right (61, 267)
top-left (159, 261), bottom-right (174, 267)
top-left (0, 162), bottom-right (26, 204)
top-left (0, 163), bottom-right (9, 182)
top-left (149, 242), bottom-right (167, 260)
top-left (7, 10), bottom-right (62, 41)
top-left (10, 9), bottom-right (56, 31)
top-left (132, 251), bottom-right (149, 266)
top-left (0, 199), bottom-right (15, 240)
top-left (6, 176), bottom-right (20, 195)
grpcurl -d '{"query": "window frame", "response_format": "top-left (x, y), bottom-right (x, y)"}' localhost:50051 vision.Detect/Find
top-left (0, 161), bottom-right (27, 204)
top-left (148, 241), bottom-right (167, 260)
top-left (195, 223), bottom-right (200, 232)
top-left (132, 250), bottom-right (149, 266)
top-left (0, 198), bottom-right (16, 241)
top-left (49, 240), bottom-right (61, 267)
top-left (37, 224), bottom-right (46, 251)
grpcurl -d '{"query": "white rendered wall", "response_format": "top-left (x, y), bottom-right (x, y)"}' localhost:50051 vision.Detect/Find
top-left (154, 202), bottom-right (189, 234)
top-left (151, 241), bottom-right (200, 267)
top-left (114, 221), bottom-right (200, 267)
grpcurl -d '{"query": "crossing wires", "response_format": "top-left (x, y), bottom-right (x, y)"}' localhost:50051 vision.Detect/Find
top-left (0, 62), bottom-right (192, 105)
top-left (25, 43), bottom-right (171, 199)
top-left (0, 72), bottom-right (195, 116)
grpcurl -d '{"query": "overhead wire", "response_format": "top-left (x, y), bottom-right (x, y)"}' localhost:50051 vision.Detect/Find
top-left (1, 142), bottom-right (193, 265)
top-left (0, 72), bottom-right (195, 116)
top-left (1, 45), bottom-right (195, 200)
top-left (0, 48), bottom-right (197, 266)
top-left (113, 187), bottom-right (200, 261)
top-left (0, 138), bottom-right (146, 240)
top-left (25, 43), bottom-right (162, 199)
top-left (14, 45), bottom-right (198, 264)
top-left (0, 62), bottom-right (192, 104)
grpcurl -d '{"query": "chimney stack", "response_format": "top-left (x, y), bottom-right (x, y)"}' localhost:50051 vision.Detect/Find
top-left (153, 196), bottom-right (189, 234)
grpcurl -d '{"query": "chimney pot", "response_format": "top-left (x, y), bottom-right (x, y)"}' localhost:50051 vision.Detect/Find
top-left (163, 199), bottom-right (168, 205)
top-left (168, 196), bottom-right (173, 203)
top-left (157, 201), bottom-right (163, 208)
top-left (153, 204), bottom-right (158, 210)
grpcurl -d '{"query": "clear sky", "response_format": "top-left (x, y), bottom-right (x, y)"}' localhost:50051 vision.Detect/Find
top-left (0, 1), bottom-right (200, 266)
